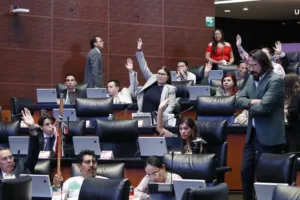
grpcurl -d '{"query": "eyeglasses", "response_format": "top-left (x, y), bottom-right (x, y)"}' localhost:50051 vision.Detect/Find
top-left (247, 63), bottom-right (259, 69)
top-left (0, 155), bottom-right (14, 162)
top-left (157, 73), bottom-right (167, 77)
top-left (147, 169), bottom-right (160, 178)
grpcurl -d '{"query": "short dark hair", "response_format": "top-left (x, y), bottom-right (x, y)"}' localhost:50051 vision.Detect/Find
top-left (90, 36), bottom-right (99, 49)
top-left (38, 115), bottom-right (56, 127)
top-left (107, 80), bottom-right (120, 87)
top-left (160, 66), bottom-right (172, 85)
top-left (177, 60), bottom-right (188, 67)
top-left (249, 49), bottom-right (273, 73)
top-left (65, 74), bottom-right (76, 80)
top-left (77, 150), bottom-right (96, 163)
top-left (146, 156), bottom-right (163, 168)
top-left (0, 146), bottom-right (10, 152)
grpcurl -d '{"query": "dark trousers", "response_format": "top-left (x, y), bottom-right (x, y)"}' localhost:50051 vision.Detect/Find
top-left (241, 129), bottom-right (283, 200)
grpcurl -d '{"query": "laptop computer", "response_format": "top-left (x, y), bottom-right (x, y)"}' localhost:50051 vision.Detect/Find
top-left (208, 70), bottom-right (224, 82)
top-left (188, 86), bottom-right (210, 101)
top-left (254, 182), bottom-right (288, 200)
top-left (170, 71), bottom-right (178, 82)
top-left (86, 88), bottom-right (108, 98)
top-left (132, 112), bottom-right (152, 127)
top-left (173, 179), bottom-right (206, 200)
top-left (138, 137), bottom-right (168, 157)
top-left (8, 136), bottom-right (29, 155)
top-left (52, 108), bottom-right (77, 121)
top-left (73, 136), bottom-right (101, 156)
top-left (148, 183), bottom-right (175, 200)
top-left (36, 89), bottom-right (57, 103)
top-left (165, 137), bottom-right (184, 153)
top-left (20, 174), bottom-right (52, 198)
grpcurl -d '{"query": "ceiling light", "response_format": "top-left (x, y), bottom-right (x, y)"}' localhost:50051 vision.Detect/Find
top-left (215, 0), bottom-right (261, 4)
top-left (282, 22), bottom-right (286, 25)
top-left (297, 22), bottom-right (300, 24)
top-left (224, 10), bottom-right (231, 12)
top-left (243, 7), bottom-right (249, 11)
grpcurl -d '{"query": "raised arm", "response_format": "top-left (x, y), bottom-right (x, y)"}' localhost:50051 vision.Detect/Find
top-left (125, 58), bottom-right (139, 96)
top-left (236, 35), bottom-right (249, 62)
top-left (156, 99), bottom-right (174, 137)
top-left (136, 38), bottom-right (153, 80)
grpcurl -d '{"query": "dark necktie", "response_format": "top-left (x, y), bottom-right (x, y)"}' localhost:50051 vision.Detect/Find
top-left (44, 137), bottom-right (52, 151)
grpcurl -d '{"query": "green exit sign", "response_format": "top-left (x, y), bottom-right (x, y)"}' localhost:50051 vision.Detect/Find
top-left (205, 16), bottom-right (215, 27)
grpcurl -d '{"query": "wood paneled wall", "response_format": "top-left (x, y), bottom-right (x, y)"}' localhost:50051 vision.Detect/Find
top-left (0, 0), bottom-right (214, 107)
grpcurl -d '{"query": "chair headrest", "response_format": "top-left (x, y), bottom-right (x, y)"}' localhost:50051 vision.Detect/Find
top-left (256, 153), bottom-right (296, 184)
top-left (172, 80), bottom-right (193, 98)
top-left (217, 64), bottom-right (237, 74)
top-left (210, 79), bottom-right (222, 87)
top-left (10, 98), bottom-right (34, 116)
top-left (0, 121), bottom-right (20, 142)
top-left (95, 120), bottom-right (138, 142)
top-left (195, 120), bottom-right (227, 144)
top-left (75, 98), bottom-right (113, 117)
top-left (286, 52), bottom-right (300, 63)
top-left (273, 185), bottom-right (300, 200)
top-left (163, 154), bottom-right (216, 182)
top-left (196, 96), bottom-right (236, 116)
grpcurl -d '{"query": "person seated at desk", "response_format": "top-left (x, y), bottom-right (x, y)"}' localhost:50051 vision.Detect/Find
top-left (107, 80), bottom-right (133, 104)
top-left (176, 60), bottom-right (196, 84)
top-left (52, 150), bottom-right (107, 199)
top-left (236, 60), bottom-right (250, 90)
top-left (135, 155), bottom-right (182, 199)
top-left (60, 74), bottom-right (87, 104)
top-left (135, 38), bottom-right (176, 115)
top-left (0, 108), bottom-right (40, 179)
top-left (156, 99), bottom-right (204, 154)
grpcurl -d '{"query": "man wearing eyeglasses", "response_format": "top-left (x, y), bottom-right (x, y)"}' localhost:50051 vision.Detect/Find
top-left (236, 49), bottom-right (285, 200)
top-left (52, 150), bottom-right (107, 199)
top-left (0, 108), bottom-right (40, 179)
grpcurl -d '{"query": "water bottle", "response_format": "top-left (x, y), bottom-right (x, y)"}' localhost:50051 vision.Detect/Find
top-left (108, 114), bottom-right (114, 120)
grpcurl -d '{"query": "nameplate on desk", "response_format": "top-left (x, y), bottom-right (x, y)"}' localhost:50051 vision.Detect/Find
top-left (169, 151), bottom-right (182, 155)
top-left (52, 191), bottom-right (66, 200)
top-left (100, 151), bottom-right (114, 159)
top-left (39, 151), bottom-right (51, 159)
top-left (138, 120), bottom-right (143, 127)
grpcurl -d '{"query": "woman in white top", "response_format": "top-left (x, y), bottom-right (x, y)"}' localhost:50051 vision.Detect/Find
top-left (135, 155), bottom-right (182, 199)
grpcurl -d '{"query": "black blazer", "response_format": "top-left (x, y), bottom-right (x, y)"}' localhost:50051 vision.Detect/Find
top-left (0, 134), bottom-right (40, 179)
top-left (287, 93), bottom-right (300, 125)
top-left (281, 55), bottom-right (290, 71)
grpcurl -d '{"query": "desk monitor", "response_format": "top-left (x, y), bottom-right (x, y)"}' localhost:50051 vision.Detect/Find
top-left (20, 174), bottom-right (52, 198)
top-left (86, 88), bottom-right (108, 98)
top-left (188, 86), bottom-right (210, 100)
top-left (254, 182), bottom-right (288, 200)
top-left (138, 137), bottom-right (168, 157)
top-left (132, 112), bottom-right (152, 127)
top-left (36, 89), bottom-right (57, 103)
top-left (208, 70), bottom-right (224, 82)
top-left (52, 108), bottom-right (77, 121)
top-left (8, 136), bottom-right (29, 155)
top-left (170, 71), bottom-right (177, 82)
top-left (173, 179), bottom-right (206, 200)
top-left (73, 136), bottom-right (101, 156)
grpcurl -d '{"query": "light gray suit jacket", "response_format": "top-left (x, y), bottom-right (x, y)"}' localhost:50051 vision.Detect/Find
top-left (84, 48), bottom-right (104, 88)
top-left (236, 70), bottom-right (286, 146)
top-left (135, 51), bottom-right (176, 114)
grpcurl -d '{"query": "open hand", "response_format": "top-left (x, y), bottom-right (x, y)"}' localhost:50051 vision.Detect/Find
top-left (21, 108), bottom-right (35, 129)
top-left (236, 34), bottom-right (242, 47)
top-left (125, 58), bottom-right (133, 71)
top-left (273, 41), bottom-right (282, 55)
top-left (159, 98), bottom-right (170, 109)
top-left (137, 38), bottom-right (143, 50)
top-left (204, 61), bottom-right (213, 77)
top-left (53, 173), bottom-right (64, 189)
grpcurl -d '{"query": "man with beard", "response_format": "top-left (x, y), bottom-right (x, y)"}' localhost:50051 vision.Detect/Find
top-left (236, 49), bottom-right (285, 200)
top-left (52, 150), bottom-right (107, 199)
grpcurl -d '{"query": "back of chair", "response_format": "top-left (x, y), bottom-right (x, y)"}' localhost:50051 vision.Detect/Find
top-left (210, 80), bottom-right (222, 88)
top-left (95, 120), bottom-right (138, 158)
top-left (217, 64), bottom-right (237, 75)
top-left (0, 176), bottom-right (32, 200)
top-left (256, 153), bottom-right (297, 185)
top-left (56, 83), bottom-right (88, 98)
top-left (78, 178), bottom-right (130, 200)
top-left (273, 185), bottom-right (300, 200)
top-left (286, 52), bottom-right (300, 63)
top-left (163, 154), bottom-right (217, 185)
top-left (182, 183), bottom-right (229, 200)
top-left (72, 163), bottom-right (125, 179)
top-left (64, 120), bottom-right (86, 145)
top-left (75, 98), bottom-right (113, 121)
top-left (286, 63), bottom-right (300, 74)
top-left (196, 96), bottom-right (236, 124)
top-left (0, 121), bottom-right (20, 147)
top-left (172, 80), bottom-right (194, 100)
top-left (10, 98), bottom-right (34, 122)
top-left (188, 65), bottom-right (205, 85)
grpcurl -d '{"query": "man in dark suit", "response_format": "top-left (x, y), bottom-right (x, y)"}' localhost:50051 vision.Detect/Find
top-left (0, 108), bottom-right (40, 179)
top-left (84, 36), bottom-right (104, 88)
top-left (236, 49), bottom-right (286, 200)
top-left (61, 74), bottom-right (87, 104)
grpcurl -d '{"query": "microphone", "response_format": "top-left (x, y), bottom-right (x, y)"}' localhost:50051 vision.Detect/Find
top-left (114, 103), bottom-right (135, 118)
top-left (163, 106), bottom-right (195, 126)
top-left (15, 150), bottom-right (21, 178)
top-left (169, 151), bottom-right (174, 195)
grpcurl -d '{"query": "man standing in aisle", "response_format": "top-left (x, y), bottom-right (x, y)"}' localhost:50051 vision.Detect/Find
top-left (236, 49), bottom-right (286, 200)
top-left (84, 36), bottom-right (104, 88)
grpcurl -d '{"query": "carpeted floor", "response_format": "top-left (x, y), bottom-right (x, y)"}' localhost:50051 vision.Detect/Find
top-left (229, 192), bottom-right (243, 200)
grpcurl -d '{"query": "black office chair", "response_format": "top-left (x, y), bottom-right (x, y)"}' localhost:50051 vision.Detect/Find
top-left (163, 154), bottom-right (217, 187)
top-left (182, 183), bottom-right (229, 200)
top-left (0, 121), bottom-right (20, 147)
top-left (56, 82), bottom-right (88, 98)
top-left (172, 80), bottom-right (194, 101)
top-left (286, 52), bottom-right (300, 63)
top-left (217, 64), bottom-right (238, 75)
top-left (195, 120), bottom-right (231, 183)
top-left (188, 65), bottom-right (205, 85)
top-left (72, 163), bottom-right (125, 178)
top-left (272, 185), bottom-right (300, 200)
top-left (10, 98), bottom-right (34, 122)
top-left (256, 153), bottom-right (297, 186)
top-left (95, 120), bottom-right (138, 158)
top-left (286, 63), bottom-right (300, 74)
top-left (196, 96), bottom-right (236, 125)
top-left (0, 176), bottom-right (32, 200)
top-left (78, 178), bottom-right (130, 200)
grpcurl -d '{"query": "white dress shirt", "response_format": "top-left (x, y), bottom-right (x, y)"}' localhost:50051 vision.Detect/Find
top-left (2, 171), bottom-right (16, 179)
